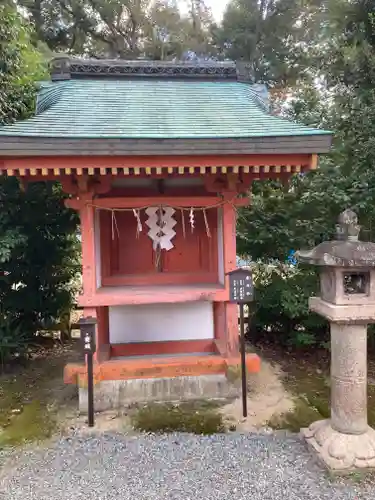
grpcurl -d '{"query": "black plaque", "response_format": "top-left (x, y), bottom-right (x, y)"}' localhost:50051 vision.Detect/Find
top-left (226, 268), bottom-right (255, 419)
top-left (228, 268), bottom-right (254, 304)
top-left (80, 316), bottom-right (97, 354)
top-left (79, 316), bottom-right (97, 427)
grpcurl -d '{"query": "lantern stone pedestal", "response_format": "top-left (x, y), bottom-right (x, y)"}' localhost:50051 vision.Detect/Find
top-left (297, 210), bottom-right (375, 472)
top-left (301, 305), bottom-right (375, 470)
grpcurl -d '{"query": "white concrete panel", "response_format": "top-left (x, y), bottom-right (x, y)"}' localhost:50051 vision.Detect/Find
top-left (109, 301), bottom-right (214, 344)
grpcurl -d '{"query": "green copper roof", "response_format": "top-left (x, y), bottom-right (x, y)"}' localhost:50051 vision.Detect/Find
top-left (0, 79), bottom-right (330, 140)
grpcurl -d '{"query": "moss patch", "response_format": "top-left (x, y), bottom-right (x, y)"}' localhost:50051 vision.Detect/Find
top-left (264, 348), bottom-right (375, 431)
top-left (0, 342), bottom-right (79, 448)
top-left (0, 398), bottom-right (56, 447)
top-left (268, 365), bottom-right (331, 431)
top-left (269, 397), bottom-right (323, 432)
top-left (131, 401), bottom-right (226, 435)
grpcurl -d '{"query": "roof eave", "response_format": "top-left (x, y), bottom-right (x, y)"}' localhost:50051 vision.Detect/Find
top-left (0, 135), bottom-right (332, 157)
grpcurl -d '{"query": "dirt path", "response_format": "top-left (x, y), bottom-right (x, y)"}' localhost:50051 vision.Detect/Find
top-left (220, 359), bottom-right (295, 432)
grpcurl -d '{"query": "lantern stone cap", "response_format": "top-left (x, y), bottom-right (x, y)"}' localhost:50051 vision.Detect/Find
top-left (226, 268), bottom-right (252, 276)
top-left (296, 209), bottom-right (375, 267)
top-left (79, 316), bottom-right (97, 326)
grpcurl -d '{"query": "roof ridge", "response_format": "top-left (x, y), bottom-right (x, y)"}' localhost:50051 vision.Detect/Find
top-left (49, 56), bottom-right (255, 83)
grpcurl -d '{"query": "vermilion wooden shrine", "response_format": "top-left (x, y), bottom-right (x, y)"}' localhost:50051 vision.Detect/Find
top-left (0, 58), bottom-right (331, 410)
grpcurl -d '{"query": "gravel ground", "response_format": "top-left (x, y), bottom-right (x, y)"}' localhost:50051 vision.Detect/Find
top-left (0, 432), bottom-right (373, 500)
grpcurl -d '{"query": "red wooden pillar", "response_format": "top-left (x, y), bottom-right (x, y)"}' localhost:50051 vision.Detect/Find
top-left (223, 194), bottom-right (239, 358)
top-left (78, 192), bottom-right (110, 362)
top-left (79, 193), bottom-right (96, 297)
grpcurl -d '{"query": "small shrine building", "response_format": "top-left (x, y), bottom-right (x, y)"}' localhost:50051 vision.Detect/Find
top-left (0, 58), bottom-right (331, 410)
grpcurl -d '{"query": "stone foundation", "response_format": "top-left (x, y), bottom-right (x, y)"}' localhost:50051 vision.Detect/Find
top-left (79, 375), bottom-right (240, 412)
top-left (302, 419), bottom-right (375, 471)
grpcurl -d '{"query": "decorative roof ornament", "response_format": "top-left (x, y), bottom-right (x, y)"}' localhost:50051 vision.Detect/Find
top-left (236, 61), bottom-right (255, 84)
top-left (49, 55), bottom-right (71, 81)
top-left (335, 209), bottom-right (361, 242)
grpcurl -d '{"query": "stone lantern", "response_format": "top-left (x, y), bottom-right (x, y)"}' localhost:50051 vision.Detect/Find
top-left (296, 209), bottom-right (375, 471)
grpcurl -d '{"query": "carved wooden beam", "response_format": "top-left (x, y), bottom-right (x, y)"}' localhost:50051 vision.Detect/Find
top-left (204, 173), bottom-right (253, 194)
top-left (61, 175), bottom-right (111, 196)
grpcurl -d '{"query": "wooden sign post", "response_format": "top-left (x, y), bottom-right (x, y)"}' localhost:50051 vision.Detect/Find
top-left (79, 316), bottom-right (97, 427)
top-left (227, 268), bottom-right (254, 418)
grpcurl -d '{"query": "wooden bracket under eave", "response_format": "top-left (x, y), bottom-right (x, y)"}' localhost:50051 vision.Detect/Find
top-left (61, 175), bottom-right (112, 196)
top-left (310, 154), bottom-right (318, 170)
top-left (204, 173), bottom-right (253, 194)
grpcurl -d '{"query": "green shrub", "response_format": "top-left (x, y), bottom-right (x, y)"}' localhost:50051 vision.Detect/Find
top-left (248, 262), bottom-right (329, 348)
top-left (0, 315), bottom-right (32, 370)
